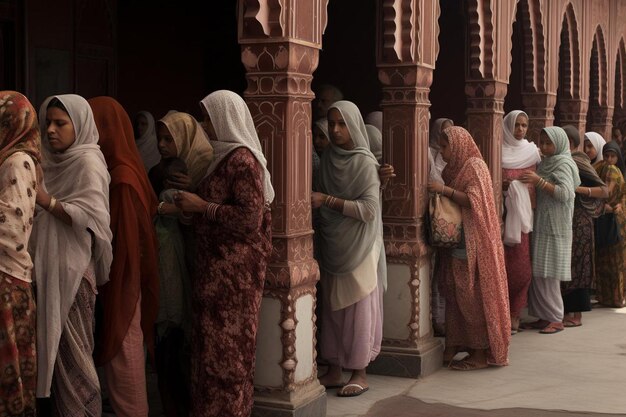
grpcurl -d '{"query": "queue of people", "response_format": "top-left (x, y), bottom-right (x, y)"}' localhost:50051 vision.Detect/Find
top-left (1, 83), bottom-right (624, 416)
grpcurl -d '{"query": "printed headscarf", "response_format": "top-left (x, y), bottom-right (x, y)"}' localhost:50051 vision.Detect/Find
top-left (429, 118), bottom-right (454, 150)
top-left (502, 110), bottom-right (541, 169)
top-left (200, 90), bottom-right (275, 204)
top-left (441, 126), bottom-right (483, 184)
top-left (0, 91), bottom-right (41, 167)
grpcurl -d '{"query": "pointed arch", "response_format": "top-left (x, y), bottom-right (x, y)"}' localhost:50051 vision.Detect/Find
top-left (557, 3), bottom-right (581, 100)
top-left (589, 25), bottom-right (608, 108)
top-left (510, 0), bottom-right (546, 92)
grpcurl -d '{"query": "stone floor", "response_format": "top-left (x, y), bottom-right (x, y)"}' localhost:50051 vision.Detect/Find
top-left (124, 305), bottom-right (626, 416)
top-left (326, 306), bottom-right (626, 417)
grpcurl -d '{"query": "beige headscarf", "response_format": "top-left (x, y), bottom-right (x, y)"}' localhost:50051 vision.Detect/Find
top-left (31, 94), bottom-right (113, 397)
top-left (199, 90), bottom-right (275, 204)
top-left (158, 112), bottom-right (213, 190)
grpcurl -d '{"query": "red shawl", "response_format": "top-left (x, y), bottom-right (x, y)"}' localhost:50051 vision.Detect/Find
top-left (442, 126), bottom-right (511, 365)
top-left (88, 96), bottom-right (159, 365)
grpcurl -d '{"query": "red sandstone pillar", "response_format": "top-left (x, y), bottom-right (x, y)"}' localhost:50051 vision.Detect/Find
top-left (237, 1), bottom-right (326, 415)
top-left (522, 92), bottom-right (557, 142)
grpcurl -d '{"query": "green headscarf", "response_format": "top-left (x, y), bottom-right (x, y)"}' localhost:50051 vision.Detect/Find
top-left (537, 126), bottom-right (581, 189)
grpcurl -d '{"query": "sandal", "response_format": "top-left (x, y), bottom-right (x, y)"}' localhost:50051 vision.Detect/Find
top-left (520, 319), bottom-right (549, 330)
top-left (563, 318), bottom-right (582, 328)
top-left (539, 322), bottom-right (564, 334)
top-left (337, 383), bottom-right (369, 397)
top-left (449, 358), bottom-right (488, 371)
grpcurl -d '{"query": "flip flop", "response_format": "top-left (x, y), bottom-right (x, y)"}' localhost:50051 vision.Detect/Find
top-left (337, 383), bottom-right (369, 397)
top-left (449, 359), bottom-right (489, 371)
top-left (563, 319), bottom-right (582, 328)
top-left (520, 320), bottom-right (549, 330)
top-left (539, 323), bottom-right (564, 334)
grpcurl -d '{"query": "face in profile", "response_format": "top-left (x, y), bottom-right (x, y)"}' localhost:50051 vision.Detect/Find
top-left (157, 124), bottom-right (178, 158)
top-left (313, 125), bottom-right (330, 155)
top-left (438, 134), bottom-right (452, 162)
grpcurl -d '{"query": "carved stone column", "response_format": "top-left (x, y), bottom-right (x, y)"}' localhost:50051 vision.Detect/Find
top-left (237, 1), bottom-right (327, 416)
top-left (557, 98), bottom-right (589, 142)
top-left (522, 92), bottom-right (557, 142)
top-left (465, 80), bottom-right (507, 210)
top-left (587, 106), bottom-right (613, 139)
top-left (366, 0), bottom-right (443, 379)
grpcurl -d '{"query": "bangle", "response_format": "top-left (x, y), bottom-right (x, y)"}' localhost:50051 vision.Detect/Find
top-left (204, 202), bottom-right (220, 221)
top-left (157, 201), bottom-right (165, 215)
top-left (441, 184), bottom-right (445, 194)
top-left (588, 187), bottom-right (592, 197)
top-left (47, 196), bottom-right (57, 212)
top-left (451, 189), bottom-right (456, 199)
top-left (325, 195), bottom-right (332, 206)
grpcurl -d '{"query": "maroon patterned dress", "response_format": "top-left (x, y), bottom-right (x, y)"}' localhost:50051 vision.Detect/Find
top-left (190, 148), bottom-right (272, 417)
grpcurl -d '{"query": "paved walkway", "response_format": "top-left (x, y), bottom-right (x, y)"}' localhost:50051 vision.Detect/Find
top-left (327, 306), bottom-right (626, 417)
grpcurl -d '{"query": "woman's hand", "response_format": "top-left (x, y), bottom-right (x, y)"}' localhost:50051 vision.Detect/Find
top-left (427, 181), bottom-right (445, 194)
top-left (519, 171), bottom-right (540, 185)
top-left (168, 172), bottom-right (192, 190)
top-left (615, 203), bottom-right (623, 214)
top-left (605, 203), bottom-right (614, 213)
top-left (173, 191), bottom-right (207, 213)
top-left (311, 192), bottom-right (326, 209)
top-left (379, 164), bottom-right (396, 188)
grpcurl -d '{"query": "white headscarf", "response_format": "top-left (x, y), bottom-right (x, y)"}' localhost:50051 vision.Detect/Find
top-left (502, 110), bottom-right (541, 169)
top-left (584, 131), bottom-right (606, 162)
top-left (365, 111), bottom-right (383, 132)
top-left (31, 94), bottom-right (113, 397)
top-left (134, 110), bottom-right (161, 171)
top-left (199, 90), bottom-right (275, 204)
top-left (365, 124), bottom-right (383, 163)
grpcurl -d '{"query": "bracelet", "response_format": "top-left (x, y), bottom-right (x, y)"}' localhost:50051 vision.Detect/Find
top-left (204, 202), bottom-right (220, 221)
top-left (587, 187), bottom-right (592, 197)
top-left (157, 201), bottom-right (165, 215)
top-left (47, 196), bottom-right (57, 212)
top-left (325, 195), bottom-right (332, 206)
top-left (451, 189), bottom-right (456, 199)
top-left (441, 184), bottom-right (445, 194)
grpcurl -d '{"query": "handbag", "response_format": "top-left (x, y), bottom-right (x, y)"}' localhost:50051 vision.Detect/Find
top-left (594, 212), bottom-right (622, 248)
top-left (428, 192), bottom-right (463, 248)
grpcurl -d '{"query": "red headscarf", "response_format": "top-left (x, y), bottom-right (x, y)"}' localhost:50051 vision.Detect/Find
top-left (441, 126), bottom-right (511, 366)
top-left (88, 96), bottom-right (159, 365)
top-left (0, 91), bottom-right (41, 166)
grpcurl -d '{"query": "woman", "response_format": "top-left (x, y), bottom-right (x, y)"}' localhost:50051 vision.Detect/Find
top-left (501, 111), bottom-right (541, 333)
top-left (428, 117), bottom-right (454, 336)
top-left (428, 118), bottom-right (453, 183)
top-left (311, 100), bottom-right (383, 397)
top-left (31, 94), bottom-right (113, 416)
top-left (593, 141), bottom-right (626, 307)
top-left (365, 124), bottom-right (383, 163)
top-left (89, 97), bottom-right (160, 417)
top-left (148, 111), bottom-right (213, 197)
top-left (0, 91), bottom-right (41, 416)
top-left (427, 126), bottom-right (510, 370)
top-left (134, 111), bottom-right (161, 171)
top-left (520, 126), bottom-right (580, 334)
top-left (173, 90), bottom-right (273, 416)
top-left (561, 126), bottom-right (608, 326)
top-left (150, 111), bottom-right (213, 416)
top-left (584, 132), bottom-right (606, 164)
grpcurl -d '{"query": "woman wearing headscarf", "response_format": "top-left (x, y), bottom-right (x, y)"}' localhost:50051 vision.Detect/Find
top-left (88, 97), bottom-right (160, 417)
top-left (0, 91), bottom-right (41, 416)
top-left (427, 126), bottom-right (510, 370)
top-left (561, 126), bottom-right (608, 327)
top-left (592, 141), bottom-right (626, 307)
top-left (365, 124), bottom-right (383, 163)
top-left (134, 111), bottom-right (161, 171)
top-left (31, 94), bottom-right (113, 416)
top-left (428, 118), bottom-right (454, 336)
top-left (148, 111), bottom-right (213, 197)
top-left (310, 100), bottom-right (383, 397)
top-left (501, 111), bottom-right (541, 333)
top-left (428, 118), bottom-right (453, 183)
top-left (520, 127), bottom-right (580, 334)
top-left (173, 90), bottom-right (273, 416)
top-left (584, 131), bottom-right (606, 164)
top-left (312, 119), bottom-right (330, 191)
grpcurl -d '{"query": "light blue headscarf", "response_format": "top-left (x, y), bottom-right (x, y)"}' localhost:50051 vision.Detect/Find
top-left (537, 126), bottom-right (581, 188)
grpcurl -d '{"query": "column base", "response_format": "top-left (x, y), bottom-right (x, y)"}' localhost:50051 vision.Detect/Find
top-left (367, 337), bottom-right (443, 378)
top-left (253, 386), bottom-right (327, 417)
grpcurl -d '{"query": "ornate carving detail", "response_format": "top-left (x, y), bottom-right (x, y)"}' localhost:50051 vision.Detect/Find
top-left (467, 0), bottom-right (494, 79)
top-left (522, 92), bottom-right (557, 142)
top-left (255, 286), bottom-right (319, 393)
top-left (615, 39), bottom-right (626, 110)
top-left (241, 0), bottom-right (284, 38)
top-left (381, 0), bottom-right (416, 63)
top-left (516, 0), bottom-right (546, 93)
top-left (559, 3), bottom-right (581, 99)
